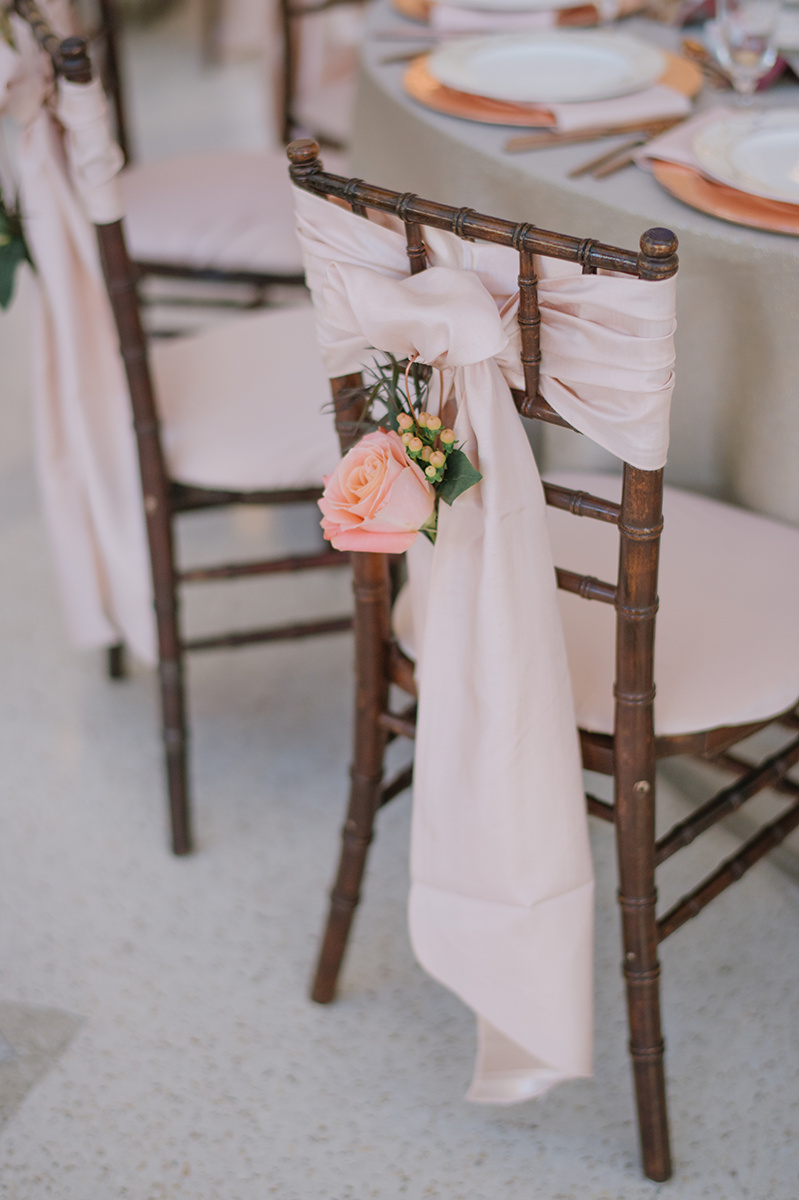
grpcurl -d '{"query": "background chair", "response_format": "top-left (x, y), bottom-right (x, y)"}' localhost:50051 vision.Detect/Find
top-left (287, 139), bottom-right (799, 1181)
top-left (8, 14), bottom-right (352, 856)
top-left (61, 0), bottom-right (361, 306)
top-left (197, 0), bottom-right (363, 148)
top-left (276, 0), bottom-right (364, 150)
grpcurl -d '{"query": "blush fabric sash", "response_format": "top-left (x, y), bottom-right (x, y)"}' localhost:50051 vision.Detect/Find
top-left (1, 19), bottom-right (156, 662)
top-left (293, 185), bottom-right (676, 1101)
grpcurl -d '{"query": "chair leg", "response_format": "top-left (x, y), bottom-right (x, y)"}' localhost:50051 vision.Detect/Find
top-left (158, 651), bottom-right (192, 857)
top-left (151, 544), bottom-right (192, 857)
top-left (106, 642), bottom-right (126, 680)
top-left (615, 776), bottom-right (672, 1182)
top-left (311, 552), bottom-right (391, 1004)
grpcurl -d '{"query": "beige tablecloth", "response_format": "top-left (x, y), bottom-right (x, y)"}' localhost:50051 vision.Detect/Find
top-left (352, 4), bottom-right (799, 525)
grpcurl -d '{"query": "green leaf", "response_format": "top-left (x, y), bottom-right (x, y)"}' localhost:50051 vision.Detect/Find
top-left (0, 187), bottom-right (32, 309)
top-left (438, 448), bottom-right (482, 507)
top-left (0, 8), bottom-right (16, 49)
top-left (355, 352), bottom-right (437, 445)
top-left (0, 238), bottom-right (28, 309)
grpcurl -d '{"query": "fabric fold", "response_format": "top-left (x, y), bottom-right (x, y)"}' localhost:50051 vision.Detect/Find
top-left (57, 78), bottom-right (125, 224)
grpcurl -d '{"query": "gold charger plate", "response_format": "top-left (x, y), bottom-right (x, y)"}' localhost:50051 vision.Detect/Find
top-left (393, 0), bottom-right (431, 20)
top-left (403, 52), bottom-right (701, 127)
top-left (651, 161), bottom-right (799, 236)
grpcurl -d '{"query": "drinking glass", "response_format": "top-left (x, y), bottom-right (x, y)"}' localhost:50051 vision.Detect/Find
top-left (714, 0), bottom-right (783, 98)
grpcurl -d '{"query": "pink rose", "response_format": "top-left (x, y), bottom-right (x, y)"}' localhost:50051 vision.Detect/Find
top-left (319, 429), bottom-right (436, 553)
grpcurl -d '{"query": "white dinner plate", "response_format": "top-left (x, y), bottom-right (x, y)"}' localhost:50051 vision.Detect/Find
top-left (426, 31), bottom-right (666, 104)
top-left (692, 111), bottom-right (799, 205)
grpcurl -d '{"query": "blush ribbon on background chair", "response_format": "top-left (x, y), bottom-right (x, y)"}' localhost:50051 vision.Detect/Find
top-left (1, 19), bottom-right (155, 661)
top-left (293, 185), bottom-right (676, 1102)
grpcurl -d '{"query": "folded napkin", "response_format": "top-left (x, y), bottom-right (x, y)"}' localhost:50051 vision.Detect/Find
top-left (542, 82), bottom-right (691, 131)
top-left (634, 104), bottom-right (733, 174)
top-left (428, 2), bottom-right (606, 33)
top-left (430, 0), bottom-right (648, 32)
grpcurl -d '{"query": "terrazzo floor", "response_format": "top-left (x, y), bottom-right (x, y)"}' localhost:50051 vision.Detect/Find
top-left (1, 4), bottom-right (798, 1196)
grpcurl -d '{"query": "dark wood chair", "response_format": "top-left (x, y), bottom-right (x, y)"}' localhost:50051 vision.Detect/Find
top-left (60, 0), bottom-right (361, 303)
top-left (12, 17), bottom-right (352, 857)
top-left (287, 139), bottom-right (799, 1182)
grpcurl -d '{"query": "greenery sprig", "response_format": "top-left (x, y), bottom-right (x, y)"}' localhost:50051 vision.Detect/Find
top-left (0, 7), bottom-right (16, 51)
top-left (0, 187), bottom-right (32, 310)
top-left (353, 353), bottom-right (482, 541)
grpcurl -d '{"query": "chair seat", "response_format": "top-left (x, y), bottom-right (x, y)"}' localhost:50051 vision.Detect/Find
top-left (547, 471), bottom-right (799, 737)
top-left (393, 471), bottom-right (799, 738)
top-left (150, 303), bottom-right (341, 492)
top-left (121, 149), bottom-right (307, 276)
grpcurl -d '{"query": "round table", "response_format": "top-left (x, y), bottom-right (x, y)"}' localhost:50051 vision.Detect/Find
top-left (346, 4), bottom-right (799, 523)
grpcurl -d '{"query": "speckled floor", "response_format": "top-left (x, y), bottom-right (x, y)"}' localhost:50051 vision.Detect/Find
top-left (1, 5), bottom-right (798, 1197)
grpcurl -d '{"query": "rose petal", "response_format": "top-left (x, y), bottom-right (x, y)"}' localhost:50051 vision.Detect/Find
top-left (329, 527), bottom-right (421, 553)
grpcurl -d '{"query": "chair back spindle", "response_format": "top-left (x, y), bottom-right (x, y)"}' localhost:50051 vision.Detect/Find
top-left (402, 210), bottom-right (427, 276)
top-left (516, 242), bottom-right (541, 410)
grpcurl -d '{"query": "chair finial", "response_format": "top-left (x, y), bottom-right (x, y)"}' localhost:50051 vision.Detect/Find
top-left (287, 139), bottom-right (322, 186)
top-left (638, 228), bottom-right (678, 280)
top-left (287, 139), bottom-right (320, 166)
top-left (58, 36), bottom-right (93, 84)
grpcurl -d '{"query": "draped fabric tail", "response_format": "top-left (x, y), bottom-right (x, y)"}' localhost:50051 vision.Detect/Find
top-left (20, 107), bottom-right (155, 662)
top-left (406, 358), bottom-right (594, 1099)
top-left (1, 29), bottom-right (157, 663)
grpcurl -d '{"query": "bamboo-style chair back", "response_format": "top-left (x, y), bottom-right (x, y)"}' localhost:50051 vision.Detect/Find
top-left (287, 139), bottom-right (799, 1184)
top-left (288, 138), bottom-right (675, 796)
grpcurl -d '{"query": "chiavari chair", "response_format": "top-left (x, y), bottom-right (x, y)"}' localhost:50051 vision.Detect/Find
top-left (8, 13), bottom-right (352, 856)
top-left (287, 138), bottom-right (799, 1181)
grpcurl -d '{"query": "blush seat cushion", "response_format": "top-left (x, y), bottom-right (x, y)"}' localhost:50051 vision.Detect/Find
top-left (150, 302), bottom-right (340, 492)
top-left (546, 471), bottom-right (799, 737)
top-left (121, 150), bottom-right (307, 276)
top-left (393, 469), bottom-right (799, 738)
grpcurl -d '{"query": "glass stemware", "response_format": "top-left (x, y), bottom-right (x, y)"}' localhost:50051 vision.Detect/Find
top-left (714, 0), bottom-right (784, 99)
